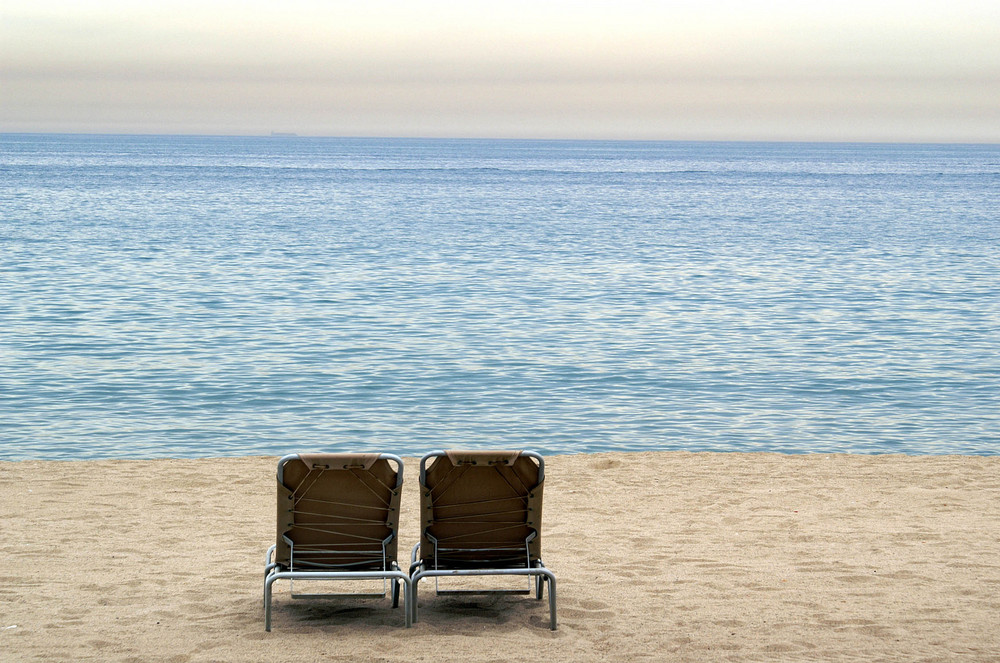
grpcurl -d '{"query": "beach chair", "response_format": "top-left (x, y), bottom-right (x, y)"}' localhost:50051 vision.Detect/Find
top-left (409, 450), bottom-right (557, 629)
top-left (264, 453), bottom-right (411, 629)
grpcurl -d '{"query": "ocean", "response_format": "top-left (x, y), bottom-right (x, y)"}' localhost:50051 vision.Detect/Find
top-left (1, 134), bottom-right (998, 460)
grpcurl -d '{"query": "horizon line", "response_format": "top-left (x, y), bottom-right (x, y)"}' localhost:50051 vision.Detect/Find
top-left (3, 130), bottom-right (999, 148)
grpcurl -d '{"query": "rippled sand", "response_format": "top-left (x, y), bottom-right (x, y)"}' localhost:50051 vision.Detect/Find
top-left (3, 452), bottom-right (999, 661)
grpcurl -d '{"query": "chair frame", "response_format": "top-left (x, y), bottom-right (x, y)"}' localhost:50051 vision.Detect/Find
top-left (264, 452), bottom-right (412, 629)
top-left (408, 450), bottom-right (557, 630)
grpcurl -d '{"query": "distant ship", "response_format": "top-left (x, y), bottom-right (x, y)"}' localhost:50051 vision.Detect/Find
top-left (269, 132), bottom-right (298, 137)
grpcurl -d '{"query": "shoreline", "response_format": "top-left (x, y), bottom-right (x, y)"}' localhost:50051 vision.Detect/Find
top-left (5, 446), bottom-right (999, 464)
top-left (4, 451), bottom-right (999, 661)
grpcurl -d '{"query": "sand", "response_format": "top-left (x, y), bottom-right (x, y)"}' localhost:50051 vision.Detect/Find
top-left (2, 451), bottom-right (999, 662)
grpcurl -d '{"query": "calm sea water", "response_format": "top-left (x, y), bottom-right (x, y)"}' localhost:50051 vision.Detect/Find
top-left (1, 134), bottom-right (998, 460)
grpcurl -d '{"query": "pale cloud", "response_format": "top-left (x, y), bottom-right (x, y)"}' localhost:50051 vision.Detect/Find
top-left (2, 0), bottom-right (998, 140)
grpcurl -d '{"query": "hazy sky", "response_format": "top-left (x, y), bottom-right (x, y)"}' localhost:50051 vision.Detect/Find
top-left (2, 0), bottom-right (999, 141)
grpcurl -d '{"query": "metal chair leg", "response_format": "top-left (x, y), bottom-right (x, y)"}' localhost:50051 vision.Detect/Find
top-left (547, 574), bottom-right (557, 630)
top-left (410, 574), bottom-right (420, 624)
top-left (264, 574), bottom-right (276, 631)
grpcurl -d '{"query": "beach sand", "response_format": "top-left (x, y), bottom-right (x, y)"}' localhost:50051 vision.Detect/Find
top-left (2, 452), bottom-right (999, 662)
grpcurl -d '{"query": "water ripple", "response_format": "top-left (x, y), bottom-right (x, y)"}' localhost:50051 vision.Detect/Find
top-left (1, 135), bottom-right (999, 459)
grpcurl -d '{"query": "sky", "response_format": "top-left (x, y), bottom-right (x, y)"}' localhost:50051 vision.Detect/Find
top-left (2, 0), bottom-right (999, 141)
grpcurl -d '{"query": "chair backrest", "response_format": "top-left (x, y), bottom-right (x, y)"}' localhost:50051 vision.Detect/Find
top-left (275, 453), bottom-right (402, 570)
top-left (419, 450), bottom-right (544, 568)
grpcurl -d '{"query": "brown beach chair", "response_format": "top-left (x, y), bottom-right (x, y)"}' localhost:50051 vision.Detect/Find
top-left (264, 453), bottom-right (411, 629)
top-left (409, 450), bottom-right (557, 629)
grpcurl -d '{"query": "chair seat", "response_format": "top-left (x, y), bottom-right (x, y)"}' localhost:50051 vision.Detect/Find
top-left (264, 452), bottom-right (411, 629)
top-left (410, 450), bottom-right (557, 630)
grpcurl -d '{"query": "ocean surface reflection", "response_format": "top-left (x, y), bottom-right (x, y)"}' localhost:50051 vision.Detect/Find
top-left (1, 135), bottom-right (998, 459)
